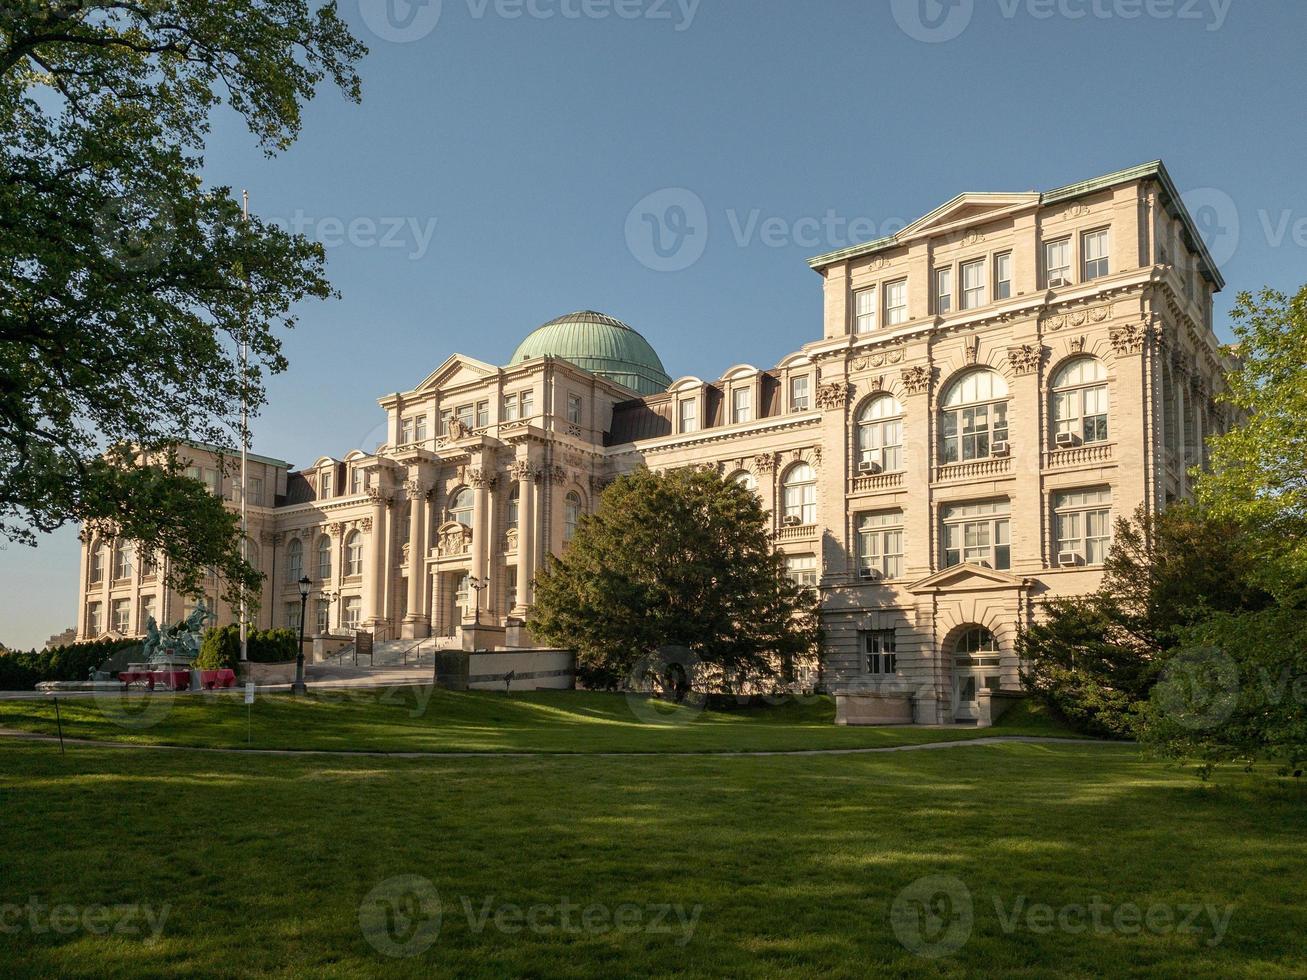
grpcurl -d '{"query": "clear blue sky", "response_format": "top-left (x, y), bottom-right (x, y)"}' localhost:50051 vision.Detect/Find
top-left (3, 0), bottom-right (1305, 649)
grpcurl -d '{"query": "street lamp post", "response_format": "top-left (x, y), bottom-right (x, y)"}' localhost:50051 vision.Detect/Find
top-left (468, 576), bottom-right (488, 626)
top-left (293, 575), bottom-right (311, 696)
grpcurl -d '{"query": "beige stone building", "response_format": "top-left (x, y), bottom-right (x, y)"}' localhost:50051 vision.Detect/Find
top-left (75, 161), bottom-right (1233, 722)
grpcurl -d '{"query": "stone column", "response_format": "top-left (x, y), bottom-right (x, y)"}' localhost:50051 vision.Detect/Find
top-left (1005, 341), bottom-right (1044, 575)
top-left (511, 459), bottom-right (536, 611)
top-left (469, 465), bottom-right (494, 622)
top-left (364, 488), bottom-right (389, 628)
top-left (402, 476), bottom-right (430, 638)
top-left (76, 529), bottom-right (91, 639)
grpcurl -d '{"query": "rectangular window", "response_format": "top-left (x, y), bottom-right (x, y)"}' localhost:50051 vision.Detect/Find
top-left (342, 596), bottom-right (361, 631)
top-left (567, 394), bottom-right (583, 425)
top-left (90, 545), bottom-right (104, 583)
top-left (414, 416), bottom-right (428, 441)
top-left (114, 543), bottom-right (133, 580)
top-left (784, 554), bottom-right (818, 589)
top-left (248, 477), bottom-right (263, 507)
top-left (87, 603), bottom-right (102, 636)
top-left (884, 279), bottom-right (908, 326)
top-left (732, 387), bottom-right (752, 424)
top-left (185, 465), bottom-right (203, 483)
top-left (961, 259), bottom-right (985, 310)
top-left (400, 417), bottom-right (414, 444)
top-left (994, 251), bottom-right (1012, 300)
top-left (790, 376), bottom-right (810, 412)
top-left (942, 500), bottom-right (1011, 570)
top-left (476, 401), bottom-right (489, 429)
top-left (1054, 488), bottom-right (1112, 565)
top-left (862, 629), bottom-right (897, 674)
top-left (203, 468), bottom-right (220, 496)
top-left (854, 287), bottom-right (876, 333)
top-left (112, 598), bottom-right (130, 634)
top-left (679, 398), bottom-right (698, 433)
top-left (1082, 228), bottom-right (1109, 280)
top-left (940, 401), bottom-right (1008, 464)
top-left (501, 395), bottom-right (518, 422)
top-left (506, 567), bottom-right (518, 611)
top-left (351, 469), bottom-right (364, 495)
top-left (519, 390), bottom-right (534, 419)
top-left (456, 404), bottom-right (474, 429)
top-left (315, 598), bottom-right (330, 634)
top-left (857, 511), bottom-right (904, 579)
top-left (935, 267), bottom-right (952, 315)
top-left (285, 602), bottom-right (302, 632)
top-left (1044, 237), bottom-right (1071, 284)
top-left (139, 595), bottom-right (156, 628)
top-left (320, 469), bottom-right (333, 499)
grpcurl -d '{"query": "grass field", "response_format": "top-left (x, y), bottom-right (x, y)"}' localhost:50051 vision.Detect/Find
top-left (0, 689), bottom-right (1075, 754)
top-left (2, 693), bottom-right (1303, 978)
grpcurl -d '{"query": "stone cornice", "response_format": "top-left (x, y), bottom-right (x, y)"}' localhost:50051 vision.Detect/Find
top-left (605, 412), bottom-right (821, 458)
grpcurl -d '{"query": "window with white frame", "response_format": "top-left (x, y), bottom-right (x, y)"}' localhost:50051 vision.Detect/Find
top-left (942, 500), bottom-right (1011, 570)
top-left (450, 487), bottom-right (474, 527)
top-left (502, 394), bottom-right (518, 422)
top-left (731, 387), bottom-right (752, 424)
top-left (286, 538), bottom-right (303, 583)
top-left (414, 415), bottom-right (429, 441)
top-left (345, 531), bottom-right (363, 577)
top-left (782, 463), bottom-right (817, 525)
top-left (520, 390), bottom-right (535, 418)
top-left (476, 401), bottom-right (489, 428)
top-left (439, 408), bottom-right (453, 434)
top-left (507, 485), bottom-right (519, 530)
top-left (856, 394), bottom-right (904, 472)
top-left (113, 540), bottom-right (133, 579)
top-left (1051, 356), bottom-right (1109, 444)
top-left (1053, 488), bottom-right (1112, 565)
top-left (564, 492), bottom-right (581, 543)
top-left (90, 543), bottom-right (106, 583)
top-left (994, 251), bottom-right (1013, 300)
top-left (934, 267), bottom-right (952, 314)
top-left (285, 602), bottom-right (301, 631)
top-left (248, 476), bottom-right (263, 506)
top-left (862, 629), bottom-right (897, 674)
top-left (790, 375), bottom-right (810, 412)
top-left (854, 287), bottom-right (876, 333)
top-left (679, 398), bottom-right (698, 433)
top-left (203, 468), bottom-right (220, 496)
top-left (939, 369), bottom-right (1009, 463)
top-left (315, 598), bottom-right (330, 634)
top-left (884, 279), bottom-right (908, 326)
top-left (784, 553), bottom-right (818, 588)
top-left (1082, 228), bottom-right (1110, 281)
top-left (139, 595), bottom-right (156, 628)
top-left (961, 259), bottom-right (985, 309)
top-left (316, 534), bottom-right (332, 580)
top-left (456, 404), bottom-right (474, 429)
top-left (857, 511), bottom-right (904, 579)
top-left (112, 598), bottom-right (130, 634)
top-left (567, 394), bottom-right (583, 425)
top-left (86, 602), bottom-right (101, 636)
top-left (1044, 237), bottom-right (1071, 284)
top-left (351, 468), bottom-right (365, 495)
top-left (320, 468), bottom-right (333, 498)
top-left (342, 595), bottom-right (361, 630)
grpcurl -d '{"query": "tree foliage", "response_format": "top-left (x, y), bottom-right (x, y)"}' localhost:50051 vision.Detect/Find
top-left (528, 468), bottom-right (822, 692)
top-left (0, 1), bottom-right (365, 606)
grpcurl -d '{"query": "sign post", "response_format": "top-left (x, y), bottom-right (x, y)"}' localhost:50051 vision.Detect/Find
top-left (244, 682), bottom-right (255, 744)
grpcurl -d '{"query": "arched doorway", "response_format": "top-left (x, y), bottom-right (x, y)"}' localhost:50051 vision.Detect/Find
top-left (950, 626), bottom-right (1002, 722)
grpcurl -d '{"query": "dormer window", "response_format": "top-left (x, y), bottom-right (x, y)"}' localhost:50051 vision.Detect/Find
top-left (732, 387), bottom-right (752, 424)
top-left (679, 398), bottom-right (698, 433)
top-left (320, 469), bottom-right (333, 498)
top-left (790, 375), bottom-right (810, 412)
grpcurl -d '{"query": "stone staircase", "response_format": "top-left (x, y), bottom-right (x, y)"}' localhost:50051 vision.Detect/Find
top-left (325, 635), bottom-right (460, 670)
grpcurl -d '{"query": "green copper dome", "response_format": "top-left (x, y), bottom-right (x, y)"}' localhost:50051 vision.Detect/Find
top-left (509, 311), bottom-right (671, 395)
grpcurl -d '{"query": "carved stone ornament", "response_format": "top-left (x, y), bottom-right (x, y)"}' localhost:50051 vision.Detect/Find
top-left (504, 526), bottom-right (519, 552)
top-left (366, 487), bottom-right (392, 506)
top-left (867, 345), bottom-right (907, 368)
top-left (815, 381), bottom-right (850, 411)
top-left (547, 464), bottom-right (567, 485)
top-left (438, 522), bottom-right (472, 556)
top-left (508, 459), bottom-right (535, 482)
top-left (589, 474), bottom-right (611, 494)
top-left (260, 531), bottom-right (281, 546)
top-left (468, 467), bottom-right (497, 490)
top-left (403, 479), bottom-right (427, 499)
top-left (360, 517), bottom-right (373, 532)
top-left (328, 521), bottom-right (345, 536)
top-left (900, 365), bottom-right (931, 395)
top-left (810, 446), bottom-right (823, 468)
top-left (1044, 303), bottom-right (1111, 332)
top-left (963, 336), bottom-right (980, 365)
top-left (1007, 344), bottom-right (1042, 376)
top-left (1110, 323), bottom-right (1150, 356)
top-left (1069, 336), bottom-right (1086, 354)
top-left (754, 452), bottom-right (777, 474)
top-left (867, 374), bottom-right (885, 393)
top-left (447, 417), bottom-right (472, 441)
top-left (961, 229), bottom-right (985, 247)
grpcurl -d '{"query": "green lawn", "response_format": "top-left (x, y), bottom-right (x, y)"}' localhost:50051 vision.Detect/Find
top-left (1, 736), bottom-right (1303, 978)
top-left (0, 689), bottom-right (1075, 754)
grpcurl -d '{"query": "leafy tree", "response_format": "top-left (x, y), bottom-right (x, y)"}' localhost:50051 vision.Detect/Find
top-left (1019, 503), bottom-right (1271, 738)
top-left (528, 468), bottom-right (822, 692)
top-left (1, 2), bottom-right (365, 606)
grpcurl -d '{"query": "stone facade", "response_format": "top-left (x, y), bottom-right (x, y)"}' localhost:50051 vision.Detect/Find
top-left (73, 161), bottom-right (1233, 723)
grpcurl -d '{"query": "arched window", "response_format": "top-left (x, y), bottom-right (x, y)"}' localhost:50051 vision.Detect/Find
top-left (90, 541), bottom-right (107, 584)
top-left (316, 534), bottom-right (332, 580)
top-left (782, 463), bottom-right (816, 525)
top-left (507, 485), bottom-right (520, 530)
top-left (286, 538), bottom-right (303, 583)
top-left (344, 531), bottom-right (363, 576)
top-left (450, 487), bottom-right (474, 527)
top-left (113, 540), bottom-right (133, 579)
top-left (1051, 356), bottom-right (1108, 445)
top-left (728, 470), bottom-right (757, 494)
top-left (857, 394), bottom-right (904, 472)
top-left (955, 626), bottom-right (999, 655)
top-left (563, 491), bottom-right (582, 543)
top-left (940, 369), bottom-right (1009, 463)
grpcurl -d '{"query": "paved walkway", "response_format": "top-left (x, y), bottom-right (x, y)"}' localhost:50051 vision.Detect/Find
top-left (0, 728), bottom-right (1120, 759)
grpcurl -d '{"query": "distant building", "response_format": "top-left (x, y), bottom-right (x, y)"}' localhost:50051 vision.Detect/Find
top-left (44, 628), bottom-right (77, 650)
top-left (73, 161), bottom-right (1232, 722)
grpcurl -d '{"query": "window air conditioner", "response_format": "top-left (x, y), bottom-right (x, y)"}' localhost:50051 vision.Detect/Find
top-left (782, 515), bottom-right (802, 527)
top-left (1055, 431), bottom-right (1081, 448)
top-left (1048, 276), bottom-right (1070, 288)
top-left (990, 441), bottom-right (1010, 457)
top-left (859, 567), bottom-right (882, 581)
top-left (1057, 551), bottom-right (1082, 567)
top-left (858, 460), bottom-right (882, 474)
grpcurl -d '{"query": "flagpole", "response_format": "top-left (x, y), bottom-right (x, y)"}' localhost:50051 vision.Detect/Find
top-left (239, 189), bottom-right (250, 664)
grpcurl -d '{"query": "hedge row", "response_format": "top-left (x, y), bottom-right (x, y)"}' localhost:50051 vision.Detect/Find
top-left (0, 638), bottom-right (138, 691)
top-left (195, 625), bottom-right (300, 670)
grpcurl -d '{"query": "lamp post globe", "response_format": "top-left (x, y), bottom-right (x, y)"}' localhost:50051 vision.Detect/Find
top-left (293, 576), bottom-right (311, 696)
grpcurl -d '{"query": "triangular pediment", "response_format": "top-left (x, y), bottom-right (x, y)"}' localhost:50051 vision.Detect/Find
top-left (413, 354), bottom-right (498, 394)
top-left (898, 192), bottom-right (1041, 243)
top-left (907, 563), bottom-right (1030, 594)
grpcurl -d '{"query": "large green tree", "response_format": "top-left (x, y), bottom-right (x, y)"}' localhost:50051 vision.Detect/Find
top-left (1, 1), bottom-right (364, 605)
top-left (528, 468), bottom-right (822, 692)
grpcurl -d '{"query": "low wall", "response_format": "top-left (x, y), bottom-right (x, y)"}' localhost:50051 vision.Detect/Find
top-left (242, 661), bottom-right (298, 685)
top-left (436, 649), bottom-right (575, 691)
top-left (835, 692), bottom-right (915, 726)
top-left (977, 688), bottom-right (1026, 728)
